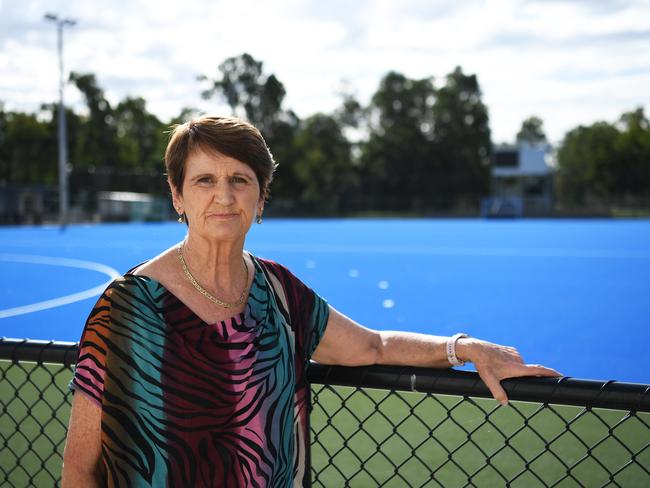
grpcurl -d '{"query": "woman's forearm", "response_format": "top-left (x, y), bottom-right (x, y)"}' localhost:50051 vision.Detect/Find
top-left (376, 332), bottom-right (519, 368)
top-left (376, 331), bottom-right (453, 367)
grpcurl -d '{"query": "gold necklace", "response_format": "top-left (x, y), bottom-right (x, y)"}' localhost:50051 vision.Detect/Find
top-left (177, 245), bottom-right (249, 309)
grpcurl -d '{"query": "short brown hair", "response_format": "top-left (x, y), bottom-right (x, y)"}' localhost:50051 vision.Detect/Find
top-left (164, 116), bottom-right (277, 200)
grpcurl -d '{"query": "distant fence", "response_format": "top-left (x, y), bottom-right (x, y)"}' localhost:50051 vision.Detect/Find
top-left (1, 338), bottom-right (649, 487)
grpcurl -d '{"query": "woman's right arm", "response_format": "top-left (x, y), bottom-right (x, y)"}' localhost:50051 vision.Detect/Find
top-left (61, 392), bottom-right (103, 487)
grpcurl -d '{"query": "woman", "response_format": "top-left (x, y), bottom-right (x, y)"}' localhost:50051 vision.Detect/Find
top-left (62, 116), bottom-right (560, 487)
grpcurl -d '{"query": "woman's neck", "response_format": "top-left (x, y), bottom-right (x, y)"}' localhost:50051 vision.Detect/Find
top-left (180, 233), bottom-right (248, 300)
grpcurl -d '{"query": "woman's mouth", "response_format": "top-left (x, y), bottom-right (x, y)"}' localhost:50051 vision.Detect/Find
top-left (208, 212), bottom-right (238, 220)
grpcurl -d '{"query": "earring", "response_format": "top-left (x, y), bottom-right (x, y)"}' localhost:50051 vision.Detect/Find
top-left (256, 213), bottom-right (263, 224)
top-left (177, 212), bottom-right (185, 224)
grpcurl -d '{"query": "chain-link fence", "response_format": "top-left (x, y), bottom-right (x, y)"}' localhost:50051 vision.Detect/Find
top-left (0, 340), bottom-right (77, 487)
top-left (308, 365), bottom-right (650, 487)
top-left (1, 338), bottom-right (649, 487)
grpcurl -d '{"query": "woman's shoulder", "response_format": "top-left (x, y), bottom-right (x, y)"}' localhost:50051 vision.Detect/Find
top-left (129, 245), bottom-right (178, 282)
top-left (252, 254), bottom-right (292, 278)
top-left (252, 254), bottom-right (307, 291)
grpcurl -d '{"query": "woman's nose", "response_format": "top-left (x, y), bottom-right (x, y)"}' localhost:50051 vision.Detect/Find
top-left (213, 178), bottom-right (235, 205)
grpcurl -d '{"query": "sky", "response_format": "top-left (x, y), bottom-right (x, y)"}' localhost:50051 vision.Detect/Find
top-left (1, 0), bottom-right (649, 144)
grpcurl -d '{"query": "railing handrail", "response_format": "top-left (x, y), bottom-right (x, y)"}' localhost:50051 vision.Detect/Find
top-left (0, 337), bottom-right (79, 367)
top-left (2, 338), bottom-right (649, 412)
top-left (309, 363), bottom-right (650, 413)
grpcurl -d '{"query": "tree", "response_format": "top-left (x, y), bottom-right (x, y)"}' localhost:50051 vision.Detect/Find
top-left (517, 116), bottom-right (547, 144)
top-left (619, 107), bottom-right (649, 132)
top-left (556, 107), bottom-right (650, 207)
top-left (169, 107), bottom-right (203, 125)
top-left (333, 86), bottom-right (365, 130)
top-left (432, 67), bottom-right (491, 203)
top-left (113, 96), bottom-right (166, 169)
top-left (615, 108), bottom-right (650, 195)
top-left (556, 122), bottom-right (620, 205)
top-left (0, 103), bottom-right (9, 181)
top-left (198, 53), bottom-right (289, 139)
top-left (359, 71), bottom-right (437, 210)
top-left (0, 107), bottom-right (56, 184)
top-left (291, 114), bottom-right (357, 212)
top-left (69, 72), bottom-right (119, 168)
top-left (261, 109), bottom-right (302, 205)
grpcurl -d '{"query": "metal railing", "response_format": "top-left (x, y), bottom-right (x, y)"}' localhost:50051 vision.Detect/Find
top-left (1, 338), bottom-right (649, 487)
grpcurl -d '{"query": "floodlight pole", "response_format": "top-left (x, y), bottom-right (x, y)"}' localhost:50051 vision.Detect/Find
top-left (44, 13), bottom-right (76, 228)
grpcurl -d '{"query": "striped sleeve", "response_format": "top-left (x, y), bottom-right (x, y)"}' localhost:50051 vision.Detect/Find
top-left (260, 259), bottom-right (330, 361)
top-left (69, 285), bottom-right (115, 406)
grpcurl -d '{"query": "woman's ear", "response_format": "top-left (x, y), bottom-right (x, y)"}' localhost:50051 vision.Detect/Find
top-left (169, 178), bottom-right (182, 212)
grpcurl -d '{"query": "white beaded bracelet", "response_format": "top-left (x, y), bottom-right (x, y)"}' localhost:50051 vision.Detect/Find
top-left (446, 333), bottom-right (469, 366)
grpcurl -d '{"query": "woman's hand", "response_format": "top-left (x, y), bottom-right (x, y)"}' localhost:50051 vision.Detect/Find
top-left (456, 338), bottom-right (562, 405)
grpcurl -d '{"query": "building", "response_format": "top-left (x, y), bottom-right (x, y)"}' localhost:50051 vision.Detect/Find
top-left (0, 184), bottom-right (57, 224)
top-left (482, 142), bottom-right (555, 217)
top-left (96, 191), bottom-right (171, 222)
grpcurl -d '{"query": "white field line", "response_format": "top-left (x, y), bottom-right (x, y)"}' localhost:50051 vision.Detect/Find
top-left (0, 254), bottom-right (121, 319)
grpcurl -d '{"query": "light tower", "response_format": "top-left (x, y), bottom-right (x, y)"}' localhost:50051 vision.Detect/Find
top-left (44, 13), bottom-right (76, 228)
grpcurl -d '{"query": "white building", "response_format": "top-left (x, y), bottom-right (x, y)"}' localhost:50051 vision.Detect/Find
top-left (97, 191), bottom-right (170, 221)
top-left (482, 143), bottom-right (555, 217)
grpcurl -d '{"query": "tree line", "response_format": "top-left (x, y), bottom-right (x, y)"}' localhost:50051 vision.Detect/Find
top-left (1, 53), bottom-right (649, 216)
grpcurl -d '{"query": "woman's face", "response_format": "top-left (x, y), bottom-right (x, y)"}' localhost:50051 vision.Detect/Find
top-left (171, 147), bottom-right (263, 244)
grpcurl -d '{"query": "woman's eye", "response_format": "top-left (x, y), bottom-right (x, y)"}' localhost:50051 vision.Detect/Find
top-left (230, 176), bottom-right (248, 184)
top-left (198, 177), bottom-right (212, 184)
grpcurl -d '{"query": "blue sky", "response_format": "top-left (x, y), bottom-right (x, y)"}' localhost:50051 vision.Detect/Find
top-left (1, 0), bottom-right (649, 144)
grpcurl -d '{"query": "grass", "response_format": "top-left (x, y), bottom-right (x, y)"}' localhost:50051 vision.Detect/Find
top-left (310, 384), bottom-right (650, 487)
top-left (0, 360), bottom-right (72, 488)
top-left (1, 361), bottom-right (648, 487)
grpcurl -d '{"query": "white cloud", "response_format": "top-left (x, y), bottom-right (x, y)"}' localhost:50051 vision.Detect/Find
top-left (0, 0), bottom-right (648, 144)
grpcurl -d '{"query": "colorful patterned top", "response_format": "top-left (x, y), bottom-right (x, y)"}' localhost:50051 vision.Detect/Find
top-left (70, 255), bottom-right (330, 487)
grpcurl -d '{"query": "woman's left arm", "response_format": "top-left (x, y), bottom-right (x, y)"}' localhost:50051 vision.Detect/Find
top-left (312, 306), bottom-right (561, 405)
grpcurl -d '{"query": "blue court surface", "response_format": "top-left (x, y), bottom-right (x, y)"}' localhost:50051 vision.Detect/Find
top-left (1, 219), bottom-right (649, 384)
